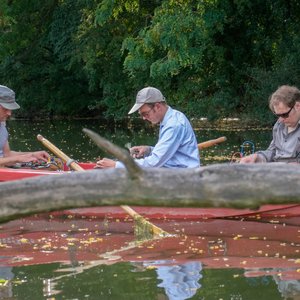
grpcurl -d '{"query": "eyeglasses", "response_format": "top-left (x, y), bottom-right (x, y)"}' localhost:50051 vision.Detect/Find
top-left (139, 106), bottom-right (154, 118)
top-left (273, 104), bottom-right (294, 118)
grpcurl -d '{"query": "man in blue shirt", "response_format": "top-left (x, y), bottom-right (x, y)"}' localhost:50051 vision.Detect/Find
top-left (96, 87), bottom-right (200, 168)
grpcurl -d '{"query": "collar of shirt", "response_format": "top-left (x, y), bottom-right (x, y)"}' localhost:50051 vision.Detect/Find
top-left (160, 106), bottom-right (172, 130)
top-left (282, 120), bottom-right (300, 134)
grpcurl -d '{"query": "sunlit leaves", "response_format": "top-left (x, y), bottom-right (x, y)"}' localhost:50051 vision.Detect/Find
top-left (123, 1), bottom-right (206, 81)
top-left (95, 0), bottom-right (140, 26)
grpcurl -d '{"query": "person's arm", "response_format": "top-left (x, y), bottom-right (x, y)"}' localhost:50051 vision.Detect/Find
top-left (96, 129), bottom-right (180, 169)
top-left (129, 146), bottom-right (152, 158)
top-left (240, 153), bottom-right (267, 163)
top-left (95, 146), bottom-right (154, 169)
top-left (123, 124), bottom-right (184, 168)
top-left (240, 123), bottom-right (278, 164)
top-left (0, 141), bottom-right (49, 167)
top-left (240, 141), bottom-right (275, 163)
top-left (95, 158), bottom-right (116, 168)
top-left (255, 139), bottom-right (276, 162)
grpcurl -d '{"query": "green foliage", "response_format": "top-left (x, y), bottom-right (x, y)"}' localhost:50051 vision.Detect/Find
top-left (0, 0), bottom-right (94, 117)
top-left (0, 0), bottom-right (300, 122)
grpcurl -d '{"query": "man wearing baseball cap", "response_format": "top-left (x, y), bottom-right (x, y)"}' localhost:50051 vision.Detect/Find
top-left (0, 85), bottom-right (49, 167)
top-left (96, 86), bottom-right (200, 168)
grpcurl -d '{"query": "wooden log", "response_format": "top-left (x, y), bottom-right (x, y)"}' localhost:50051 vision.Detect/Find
top-left (0, 163), bottom-right (300, 222)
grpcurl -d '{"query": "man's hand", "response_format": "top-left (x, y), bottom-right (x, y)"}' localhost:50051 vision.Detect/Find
top-left (95, 158), bottom-right (116, 169)
top-left (130, 146), bottom-right (151, 158)
top-left (32, 151), bottom-right (50, 162)
top-left (240, 153), bottom-right (258, 163)
top-left (17, 153), bottom-right (40, 163)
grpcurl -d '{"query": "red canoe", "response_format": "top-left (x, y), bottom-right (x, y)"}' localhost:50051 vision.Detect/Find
top-left (0, 162), bottom-right (96, 181)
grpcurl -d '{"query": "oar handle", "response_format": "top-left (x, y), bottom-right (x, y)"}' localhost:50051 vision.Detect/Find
top-left (37, 134), bottom-right (84, 171)
top-left (198, 136), bottom-right (227, 150)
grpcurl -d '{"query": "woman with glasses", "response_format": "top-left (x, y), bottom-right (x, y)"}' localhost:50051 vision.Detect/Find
top-left (241, 85), bottom-right (300, 163)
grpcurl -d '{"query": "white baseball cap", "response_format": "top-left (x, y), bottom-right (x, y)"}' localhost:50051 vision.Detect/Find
top-left (128, 87), bottom-right (165, 114)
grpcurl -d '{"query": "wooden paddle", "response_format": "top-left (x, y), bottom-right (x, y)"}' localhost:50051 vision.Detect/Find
top-left (198, 136), bottom-right (227, 150)
top-left (37, 134), bottom-right (226, 239)
top-left (37, 135), bottom-right (84, 172)
top-left (120, 205), bottom-right (167, 237)
top-left (37, 134), bottom-right (169, 238)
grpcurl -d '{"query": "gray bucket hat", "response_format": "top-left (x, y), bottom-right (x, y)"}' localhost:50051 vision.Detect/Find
top-left (0, 85), bottom-right (20, 110)
top-left (128, 87), bottom-right (165, 114)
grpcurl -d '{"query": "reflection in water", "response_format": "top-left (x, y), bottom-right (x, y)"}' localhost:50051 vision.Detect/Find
top-left (43, 278), bottom-right (61, 297)
top-left (274, 275), bottom-right (300, 300)
top-left (0, 264), bottom-right (13, 298)
top-left (151, 261), bottom-right (202, 300)
top-left (0, 206), bottom-right (299, 298)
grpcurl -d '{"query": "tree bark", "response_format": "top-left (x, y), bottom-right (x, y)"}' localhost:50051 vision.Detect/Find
top-left (0, 163), bottom-right (299, 222)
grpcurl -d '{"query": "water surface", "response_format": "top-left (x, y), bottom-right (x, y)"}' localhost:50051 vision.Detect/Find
top-left (7, 119), bottom-right (272, 164)
top-left (1, 119), bottom-right (297, 300)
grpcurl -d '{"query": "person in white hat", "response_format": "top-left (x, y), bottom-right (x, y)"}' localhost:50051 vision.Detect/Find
top-left (0, 85), bottom-right (50, 167)
top-left (96, 87), bottom-right (200, 168)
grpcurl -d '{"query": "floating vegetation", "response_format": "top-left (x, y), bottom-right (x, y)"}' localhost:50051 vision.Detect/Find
top-left (8, 119), bottom-right (272, 164)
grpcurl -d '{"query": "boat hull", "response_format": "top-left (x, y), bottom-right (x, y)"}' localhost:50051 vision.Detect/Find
top-left (0, 162), bottom-right (96, 181)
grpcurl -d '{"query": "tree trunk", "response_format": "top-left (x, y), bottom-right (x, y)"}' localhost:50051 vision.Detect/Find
top-left (0, 163), bottom-right (299, 222)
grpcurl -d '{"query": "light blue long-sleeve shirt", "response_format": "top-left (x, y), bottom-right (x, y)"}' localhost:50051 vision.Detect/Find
top-left (116, 107), bottom-right (200, 168)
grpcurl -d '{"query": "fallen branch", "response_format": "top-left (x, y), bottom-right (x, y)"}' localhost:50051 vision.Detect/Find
top-left (0, 129), bottom-right (299, 222)
top-left (83, 128), bottom-right (143, 179)
top-left (0, 162), bottom-right (300, 222)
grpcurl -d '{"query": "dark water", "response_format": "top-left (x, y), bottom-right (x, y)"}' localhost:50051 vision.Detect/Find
top-left (7, 119), bottom-right (272, 164)
top-left (1, 263), bottom-right (287, 299)
top-left (1, 119), bottom-right (298, 300)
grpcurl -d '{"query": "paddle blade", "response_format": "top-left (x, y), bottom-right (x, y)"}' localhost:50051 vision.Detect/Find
top-left (121, 205), bottom-right (169, 240)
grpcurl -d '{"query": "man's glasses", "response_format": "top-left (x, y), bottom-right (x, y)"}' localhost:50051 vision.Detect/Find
top-left (273, 104), bottom-right (294, 119)
top-left (139, 106), bottom-right (154, 118)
